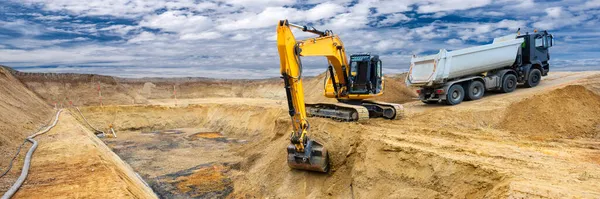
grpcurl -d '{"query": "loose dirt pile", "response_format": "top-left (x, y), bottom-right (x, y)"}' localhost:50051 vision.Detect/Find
top-left (302, 72), bottom-right (417, 104)
top-left (501, 85), bottom-right (600, 138)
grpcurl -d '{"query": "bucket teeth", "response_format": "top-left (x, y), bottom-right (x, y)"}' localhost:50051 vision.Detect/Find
top-left (286, 139), bottom-right (329, 173)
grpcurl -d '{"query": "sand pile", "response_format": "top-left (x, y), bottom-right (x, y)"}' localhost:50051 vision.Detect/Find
top-left (501, 85), bottom-right (600, 138)
top-left (303, 72), bottom-right (417, 104)
top-left (372, 73), bottom-right (418, 104)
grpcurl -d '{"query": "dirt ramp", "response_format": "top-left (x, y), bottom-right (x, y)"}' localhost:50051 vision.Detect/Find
top-left (501, 85), bottom-right (600, 138)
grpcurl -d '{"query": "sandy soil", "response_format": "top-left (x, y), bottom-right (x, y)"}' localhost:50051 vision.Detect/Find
top-left (0, 66), bottom-right (53, 192)
top-left (3, 64), bottom-right (600, 198)
top-left (11, 111), bottom-right (157, 198)
top-left (75, 71), bottom-right (600, 198)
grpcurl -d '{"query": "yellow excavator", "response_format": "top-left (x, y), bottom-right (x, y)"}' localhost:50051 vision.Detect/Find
top-left (277, 20), bottom-right (404, 172)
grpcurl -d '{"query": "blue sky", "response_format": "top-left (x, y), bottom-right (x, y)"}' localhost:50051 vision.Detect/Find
top-left (0, 0), bottom-right (599, 78)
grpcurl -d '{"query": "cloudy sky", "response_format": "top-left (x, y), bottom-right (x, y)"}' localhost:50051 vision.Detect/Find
top-left (0, 0), bottom-right (599, 78)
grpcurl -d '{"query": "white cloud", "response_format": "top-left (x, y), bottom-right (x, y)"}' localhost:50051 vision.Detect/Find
top-left (99, 25), bottom-right (137, 36)
top-left (305, 2), bottom-right (346, 21)
top-left (0, 20), bottom-right (44, 36)
top-left (33, 14), bottom-right (71, 21)
top-left (495, 19), bottom-right (526, 30)
top-left (569, 0), bottom-right (600, 11)
top-left (378, 13), bottom-right (412, 26)
top-left (217, 7), bottom-right (300, 31)
top-left (417, 0), bottom-right (492, 13)
top-left (128, 32), bottom-right (159, 43)
top-left (140, 11), bottom-right (213, 34)
top-left (445, 38), bottom-right (463, 45)
top-left (483, 11), bottom-right (505, 17)
top-left (374, 39), bottom-right (405, 51)
top-left (533, 7), bottom-right (589, 30)
top-left (180, 32), bottom-right (222, 40)
top-left (217, 2), bottom-right (345, 31)
top-left (231, 34), bottom-right (251, 41)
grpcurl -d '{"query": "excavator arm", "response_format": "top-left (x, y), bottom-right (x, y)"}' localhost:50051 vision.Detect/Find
top-left (277, 20), bottom-right (330, 172)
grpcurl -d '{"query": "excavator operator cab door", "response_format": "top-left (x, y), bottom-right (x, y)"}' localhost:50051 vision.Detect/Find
top-left (348, 54), bottom-right (382, 95)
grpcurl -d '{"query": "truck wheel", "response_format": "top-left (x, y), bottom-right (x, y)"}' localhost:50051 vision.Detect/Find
top-left (445, 84), bottom-right (465, 105)
top-left (501, 74), bottom-right (517, 93)
top-left (465, 81), bottom-right (485, 101)
top-left (524, 69), bottom-right (541, 88)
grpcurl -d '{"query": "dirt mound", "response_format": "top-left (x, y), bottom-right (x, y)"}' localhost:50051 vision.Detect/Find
top-left (372, 73), bottom-right (418, 104)
top-left (501, 85), bottom-right (600, 138)
top-left (0, 66), bottom-right (53, 191)
top-left (303, 72), bottom-right (417, 104)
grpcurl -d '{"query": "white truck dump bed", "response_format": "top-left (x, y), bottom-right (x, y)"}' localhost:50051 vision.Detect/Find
top-left (407, 34), bottom-right (524, 86)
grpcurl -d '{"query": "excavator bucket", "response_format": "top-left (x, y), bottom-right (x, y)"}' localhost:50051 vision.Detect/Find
top-left (286, 139), bottom-right (329, 173)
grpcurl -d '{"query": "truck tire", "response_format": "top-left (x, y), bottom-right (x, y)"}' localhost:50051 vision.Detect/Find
top-left (465, 81), bottom-right (485, 101)
top-left (501, 74), bottom-right (517, 93)
top-left (524, 69), bottom-right (541, 88)
top-left (445, 84), bottom-right (465, 105)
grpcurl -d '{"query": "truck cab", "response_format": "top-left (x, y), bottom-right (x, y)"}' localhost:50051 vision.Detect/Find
top-left (518, 31), bottom-right (553, 76)
top-left (348, 54), bottom-right (383, 95)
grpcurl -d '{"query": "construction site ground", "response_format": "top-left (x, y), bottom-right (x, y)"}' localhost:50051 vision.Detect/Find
top-left (2, 66), bottom-right (600, 198)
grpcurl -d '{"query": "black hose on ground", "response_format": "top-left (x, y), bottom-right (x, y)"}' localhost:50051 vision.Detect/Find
top-left (0, 141), bottom-right (26, 178)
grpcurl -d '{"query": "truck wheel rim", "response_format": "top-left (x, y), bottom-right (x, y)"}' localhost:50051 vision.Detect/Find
top-left (452, 91), bottom-right (459, 99)
top-left (532, 74), bottom-right (540, 83)
top-left (473, 87), bottom-right (480, 95)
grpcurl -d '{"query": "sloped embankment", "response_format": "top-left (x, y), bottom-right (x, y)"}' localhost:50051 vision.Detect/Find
top-left (0, 66), bottom-right (157, 198)
top-left (0, 66), bottom-right (53, 191)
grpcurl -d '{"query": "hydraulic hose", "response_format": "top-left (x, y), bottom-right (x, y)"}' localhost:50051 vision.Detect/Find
top-left (75, 107), bottom-right (105, 135)
top-left (2, 109), bottom-right (62, 199)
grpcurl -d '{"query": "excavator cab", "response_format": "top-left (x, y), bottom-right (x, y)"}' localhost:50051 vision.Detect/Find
top-left (348, 54), bottom-right (383, 95)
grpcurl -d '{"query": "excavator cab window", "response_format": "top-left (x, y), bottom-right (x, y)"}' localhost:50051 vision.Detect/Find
top-left (349, 59), bottom-right (370, 94)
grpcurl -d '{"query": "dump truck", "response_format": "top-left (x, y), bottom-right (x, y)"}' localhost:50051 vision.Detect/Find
top-left (406, 30), bottom-right (554, 105)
